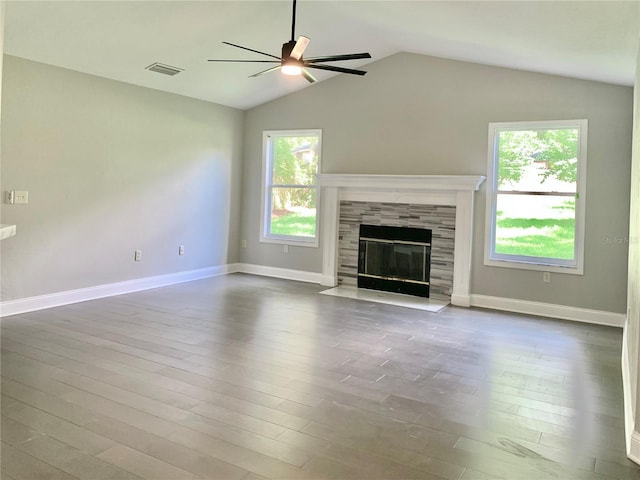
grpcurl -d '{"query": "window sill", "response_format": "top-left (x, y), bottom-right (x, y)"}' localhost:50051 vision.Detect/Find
top-left (484, 258), bottom-right (583, 275)
top-left (260, 235), bottom-right (319, 249)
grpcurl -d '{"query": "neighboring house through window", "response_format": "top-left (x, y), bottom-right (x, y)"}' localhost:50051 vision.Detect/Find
top-left (485, 120), bottom-right (588, 274)
top-left (261, 129), bottom-right (321, 247)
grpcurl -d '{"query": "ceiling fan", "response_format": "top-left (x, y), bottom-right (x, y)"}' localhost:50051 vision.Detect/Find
top-left (208, 0), bottom-right (371, 83)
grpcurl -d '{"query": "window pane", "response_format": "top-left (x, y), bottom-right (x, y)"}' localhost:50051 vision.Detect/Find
top-left (497, 128), bottom-right (578, 193)
top-left (359, 240), bottom-right (427, 282)
top-left (495, 193), bottom-right (575, 260)
top-left (271, 136), bottom-right (319, 186)
top-left (270, 187), bottom-right (317, 237)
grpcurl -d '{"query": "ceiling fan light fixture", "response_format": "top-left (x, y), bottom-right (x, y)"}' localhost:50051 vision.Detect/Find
top-left (281, 59), bottom-right (302, 76)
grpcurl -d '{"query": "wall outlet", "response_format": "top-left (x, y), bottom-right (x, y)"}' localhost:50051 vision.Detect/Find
top-left (241, 240), bottom-right (247, 248)
top-left (134, 250), bottom-right (142, 261)
top-left (283, 244), bottom-right (289, 254)
top-left (178, 245), bottom-right (185, 256)
top-left (14, 191), bottom-right (29, 204)
top-left (543, 271), bottom-right (551, 283)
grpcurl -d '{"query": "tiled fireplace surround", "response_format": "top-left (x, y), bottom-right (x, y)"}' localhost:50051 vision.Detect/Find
top-left (317, 174), bottom-right (486, 307)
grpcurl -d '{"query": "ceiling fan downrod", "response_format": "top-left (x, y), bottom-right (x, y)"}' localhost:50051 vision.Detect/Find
top-left (291, 0), bottom-right (297, 42)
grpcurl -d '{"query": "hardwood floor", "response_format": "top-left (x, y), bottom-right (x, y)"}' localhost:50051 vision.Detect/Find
top-left (2, 273), bottom-right (639, 479)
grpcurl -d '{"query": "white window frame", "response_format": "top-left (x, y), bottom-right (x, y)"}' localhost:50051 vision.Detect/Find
top-left (260, 129), bottom-right (322, 248)
top-left (484, 119), bottom-right (588, 275)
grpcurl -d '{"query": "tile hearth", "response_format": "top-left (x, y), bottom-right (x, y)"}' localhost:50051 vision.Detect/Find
top-left (319, 286), bottom-right (449, 312)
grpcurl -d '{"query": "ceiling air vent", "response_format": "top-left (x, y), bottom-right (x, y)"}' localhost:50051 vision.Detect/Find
top-left (145, 62), bottom-right (184, 76)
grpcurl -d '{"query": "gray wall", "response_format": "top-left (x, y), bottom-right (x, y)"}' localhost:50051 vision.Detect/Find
top-left (240, 52), bottom-right (633, 314)
top-left (1, 55), bottom-right (244, 301)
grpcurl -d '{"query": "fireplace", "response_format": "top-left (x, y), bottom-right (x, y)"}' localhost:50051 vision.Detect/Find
top-left (358, 224), bottom-right (431, 297)
top-left (317, 174), bottom-right (486, 307)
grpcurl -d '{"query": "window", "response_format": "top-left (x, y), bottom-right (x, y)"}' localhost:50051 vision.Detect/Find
top-left (485, 120), bottom-right (587, 274)
top-left (261, 130), bottom-right (321, 247)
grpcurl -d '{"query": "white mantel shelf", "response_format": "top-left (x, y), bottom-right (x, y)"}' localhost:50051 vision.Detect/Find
top-left (318, 174), bottom-right (486, 307)
top-left (318, 174), bottom-right (486, 191)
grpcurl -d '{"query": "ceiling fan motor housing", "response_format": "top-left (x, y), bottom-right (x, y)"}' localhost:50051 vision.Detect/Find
top-left (282, 41), bottom-right (298, 63)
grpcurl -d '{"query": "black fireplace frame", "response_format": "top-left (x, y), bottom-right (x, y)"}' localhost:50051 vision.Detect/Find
top-left (357, 224), bottom-right (432, 298)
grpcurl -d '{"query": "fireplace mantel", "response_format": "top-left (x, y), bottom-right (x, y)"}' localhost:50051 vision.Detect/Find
top-left (318, 174), bottom-right (486, 191)
top-left (317, 174), bottom-right (486, 307)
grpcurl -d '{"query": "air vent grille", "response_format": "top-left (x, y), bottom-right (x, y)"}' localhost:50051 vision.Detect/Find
top-left (145, 62), bottom-right (184, 76)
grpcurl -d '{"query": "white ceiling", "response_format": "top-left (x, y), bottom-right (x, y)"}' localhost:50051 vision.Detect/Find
top-left (4, 1), bottom-right (639, 110)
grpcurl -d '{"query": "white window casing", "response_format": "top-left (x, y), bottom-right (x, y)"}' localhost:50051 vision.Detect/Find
top-left (260, 129), bottom-right (322, 248)
top-left (484, 119), bottom-right (587, 275)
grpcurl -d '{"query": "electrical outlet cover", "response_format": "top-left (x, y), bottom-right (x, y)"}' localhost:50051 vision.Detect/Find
top-left (14, 191), bottom-right (28, 204)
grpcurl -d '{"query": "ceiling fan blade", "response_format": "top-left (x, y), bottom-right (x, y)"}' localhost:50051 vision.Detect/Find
top-left (290, 36), bottom-right (310, 60)
top-left (301, 68), bottom-right (317, 83)
top-left (305, 53), bottom-right (371, 63)
top-left (250, 65), bottom-right (282, 78)
top-left (222, 41), bottom-right (281, 60)
top-left (208, 60), bottom-right (280, 63)
top-left (305, 63), bottom-right (367, 76)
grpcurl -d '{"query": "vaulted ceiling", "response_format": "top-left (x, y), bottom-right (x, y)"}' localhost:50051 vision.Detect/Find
top-left (4, 1), bottom-right (639, 110)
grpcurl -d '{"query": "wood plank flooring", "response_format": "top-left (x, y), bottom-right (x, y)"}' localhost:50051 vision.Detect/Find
top-left (2, 273), bottom-right (639, 479)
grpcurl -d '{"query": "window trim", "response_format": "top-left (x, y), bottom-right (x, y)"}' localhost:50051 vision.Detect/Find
top-left (260, 129), bottom-right (322, 248)
top-left (484, 119), bottom-right (588, 275)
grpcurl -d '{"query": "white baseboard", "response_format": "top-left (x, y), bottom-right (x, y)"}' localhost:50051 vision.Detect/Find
top-left (470, 294), bottom-right (625, 328)
top-left (234, 263), bottom-right (324, 284)
top-left (622, 333), bottom-right (635, 452)
top-left (622, 325), bottom-right (640, 466)
top-left (630, 431), bottom-right (640, 465)
top-left (320, 274), bottom-right (337, 287)
top-left (2, 265), bottom-right (625, 331)
top-left (0, 265), bottom-right (231, 318)
top-left (225, 263), bottom-right (242, 274)
top-left (450, 293), bottom-right (471, 307)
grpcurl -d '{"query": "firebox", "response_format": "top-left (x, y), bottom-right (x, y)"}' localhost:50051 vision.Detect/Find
top-left (357, 224), bottom-right (432, 298)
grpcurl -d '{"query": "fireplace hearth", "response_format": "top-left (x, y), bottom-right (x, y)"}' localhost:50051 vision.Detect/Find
top-left (358, 224), bottom-right (432, 298)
